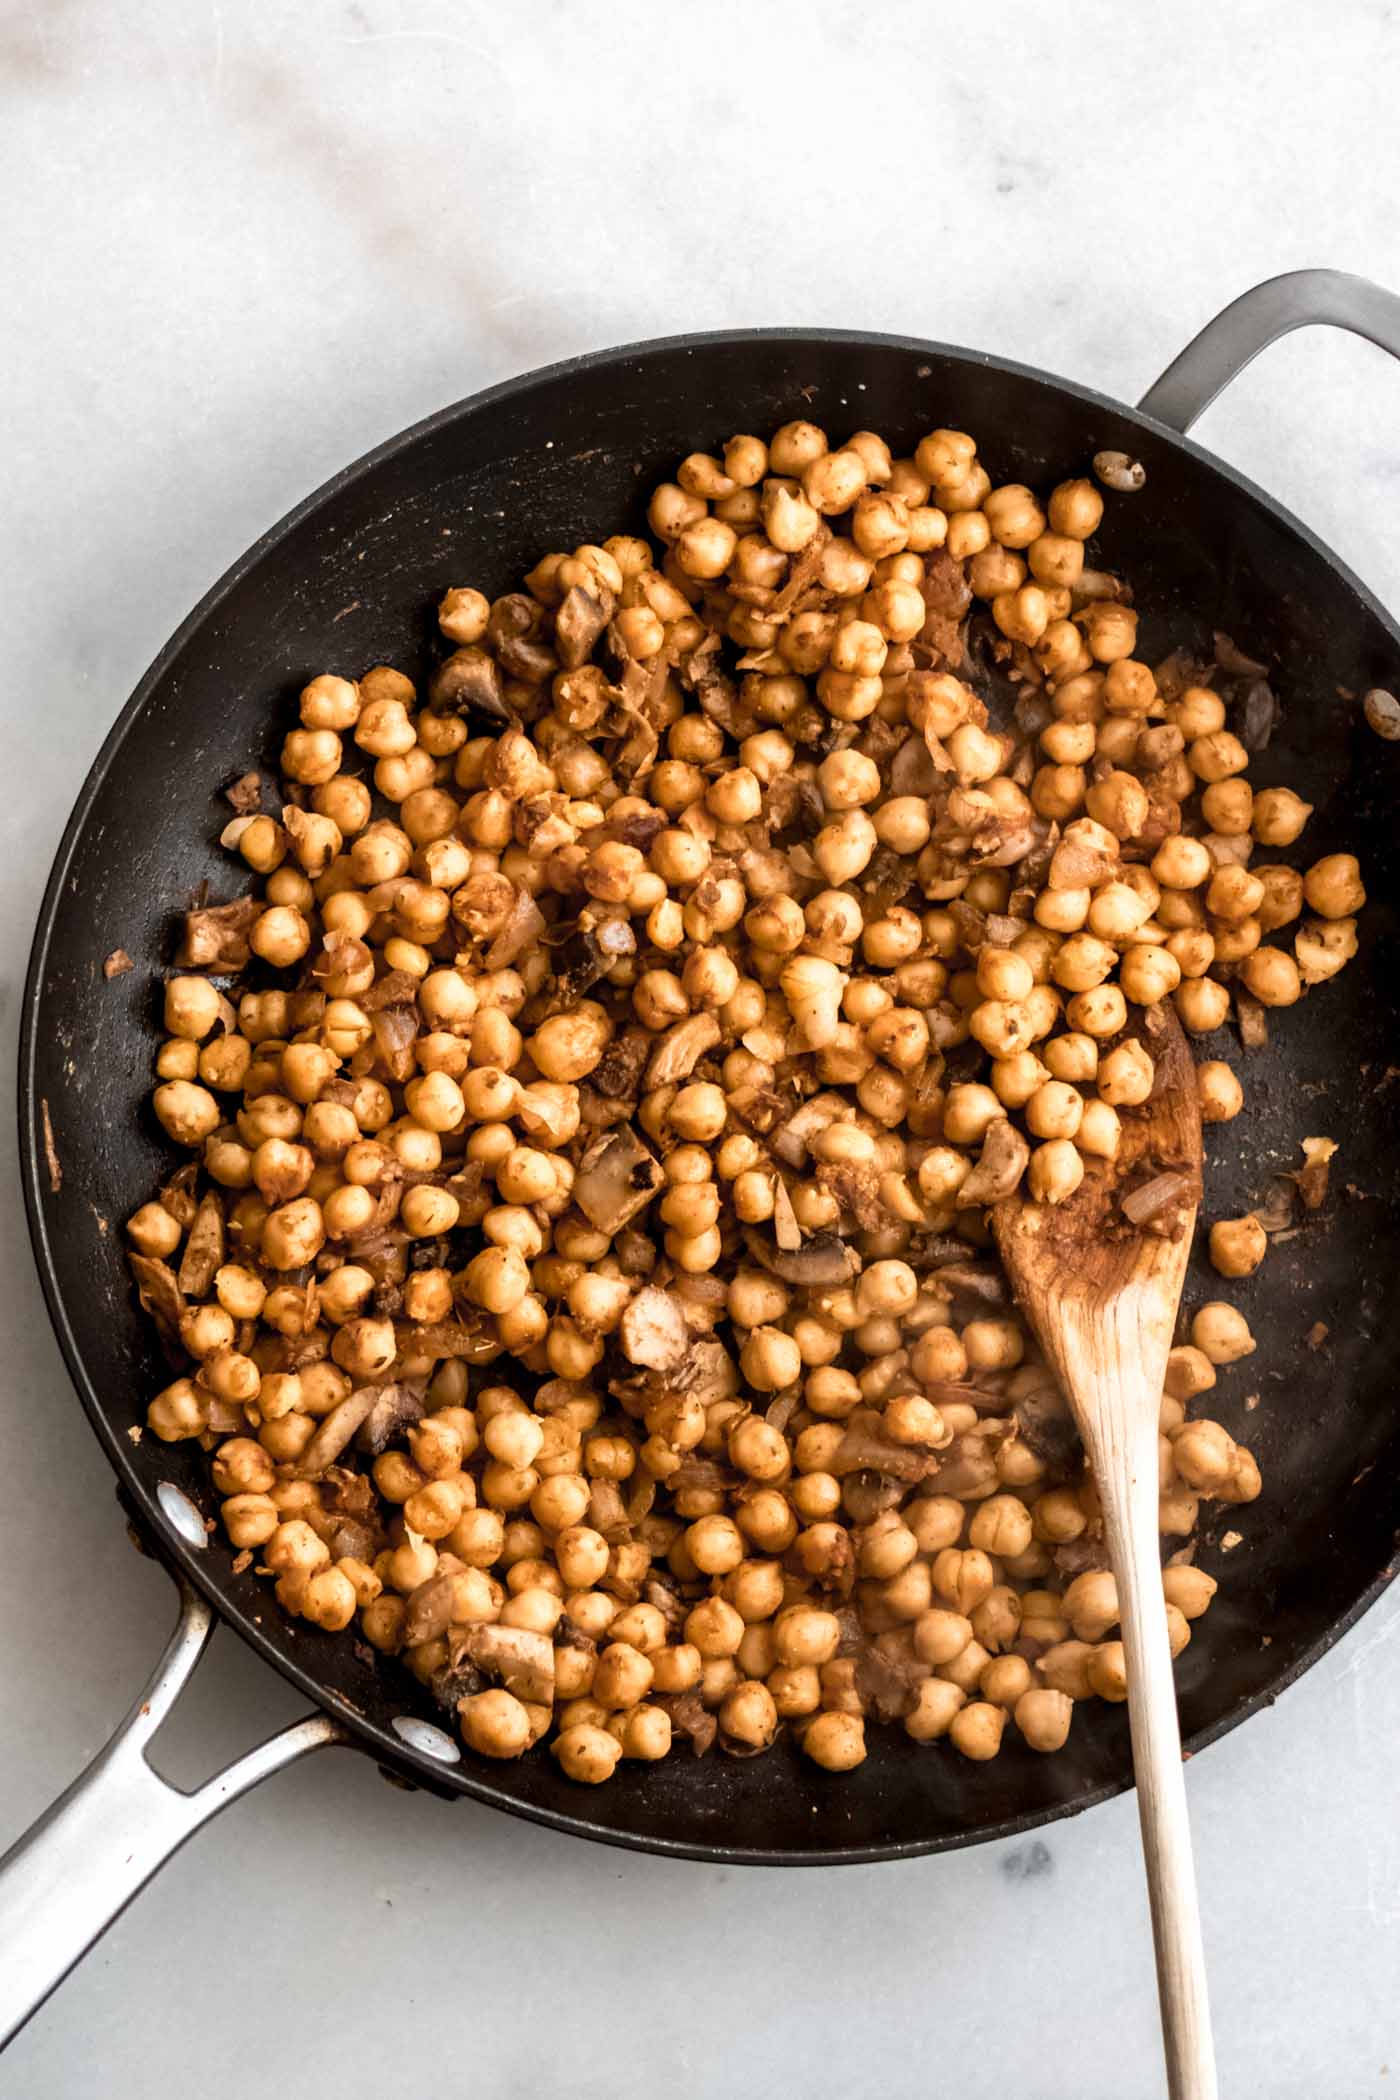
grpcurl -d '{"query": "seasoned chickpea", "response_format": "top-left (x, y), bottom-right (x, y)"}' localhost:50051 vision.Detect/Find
top-left (1097, 1040), bottom-right (1154, 1107)
top-left (802, 1711), bottom-right (866, 1771)
top-left (1048, 478), bottom-right (1103, 539)
top-left (1063, 1570), bottom-right (1119, 1642)
top-left (1191, 1302), bottom-right (1256, 1365)
top-left (1015, 1687), bottom-right (1073, 1752)
top-left (1163, 1349), bottom-right (1216, 1407)
top-left (153, 1080), bottom-right (221, 1146)
top-left (1029, 1139), bottom-right (1083, 1206)
top-left (1151, 835), bottom-right (1213, 891)
top-left (1065, 984), bottom-right (1126, 1039)
top-left (1251, 786), bottom-right (1312, 847)
top-left (1196, 1061), bottom-right (1243, 1123)
top-left (1209, 1215), bottom-right (1267, 1278)
top-left (1175, 977), bottom-right (1230, 1035)
top-left (1164, 1565), bottom-right (1218, 1620)
top-left (553, 1722), bottom-right (622, 1784)
top-left (949, 1701), bottom-right (1005, 1760)
top-left (1173, 1419), bottom-right (1235, 1492)
top-left (1303, 852), bottom-right (1365, 919)
top-left (904, 1679), bottom-right (966, 1743)
top-left (968, 1495), bottom-right (1034, 1559)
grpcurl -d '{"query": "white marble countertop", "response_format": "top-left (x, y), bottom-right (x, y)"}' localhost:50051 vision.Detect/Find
top-left (3, 4), bottom-right (1400, 2094)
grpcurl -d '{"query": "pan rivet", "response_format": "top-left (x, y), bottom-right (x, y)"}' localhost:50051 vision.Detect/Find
top-left (157, 1481), bottom-right (208, 1549)
top-left (391, 1716), bottom-right (462, 1764)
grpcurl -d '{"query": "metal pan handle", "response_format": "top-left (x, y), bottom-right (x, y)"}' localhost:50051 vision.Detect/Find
top-left (1139, 268), bottom-right (1400, 432)
top-left (0, 1579), bottom-right (344, 2050)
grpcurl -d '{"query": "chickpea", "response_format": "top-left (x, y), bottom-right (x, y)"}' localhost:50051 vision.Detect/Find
top-left (1042, 1033), bottom-right (1097, 1085)
top-left (1022, 1080), bottom-right (1082, 1143)
top-left (728, 1416), bottom-right (790, 1481)
top-left (1249, 785), bottom-right (1313, 847)
top-left (968, 1495), bottom-right (1034, 1559)
top-left (262, 1196), bottom-right (326, 1270)
top-left (1167, 1344), bottom-right (1217, 1394)
top-left (1097, 1040), bottom-right (1154, 1107)
top-left (621, 1705), bottom-right (673, 1762)
top-left (148, 1377), bottom-right (209, 1441)
top-left (1303, 852), bottom-right (1366, 919)
top-left (153, 1079), bottom-right (221, 1147)
top-left (1188, 730), bottom-right (1249, 783)
top-left (1084, 770), bottom-right (1148, 841)
top-left (979, 1653), bottom-right (1034, 1710)
top-left (127, 1202), bottom-right (183, 1259)
top-left (893, 1677), bottom-right (962, 1745)
top-left (1151, 835), bottom-right (1213, 891)
top-left (593, 1641), bottom-right (655, 1710)
top-left (1175, 977), bottom-right (1230, 1035)
top-left (1048, 478), bottom-right (1103, 539)
top-left (1196, 1061), bottom-right (1243, 1124)
top-left (931, 1548), bottom-right (995, 1615)
top-left (942, 1083), bottom-right (1004, 1146)
top-left (719, 1679), bottom-right (779, 1750)
top-left (1206, 863), bottom-right (1265, 925)
top-left (1209, 1214), bottom-right (1267, 1278)
top-left (963, 1319), bottom-right (1023, 1373)
top-left (1029, 1139), bottom-right (1084, 1206)
top-left (949, 1701), bottom-right (1005, 1761)
top-left (1253, 864), bottom-right (1304, 935)
top-left (1173, 1419), bottom-right (1235, 1493)
top-left (552, 1722), bottom-right (622, 1784)
top-left (1295, 915), bottom-right (1358, 984)
top-left (801, 1711), bottom-right (866, 1771)
top-left (1066, 985), bottom-right (1127, 1040)
top-left (163, 976), bottom-right (224, 1042)
top-left (1080, 602), bottom-right (1137, 664)
top-left (1191, 1302), bottom-right (1256, 1365)
top-left (222, 1493), bottom-right (279, 1548)
top-left (740, 1326), bottom-right (802, 1394)
top-left (1015, 1687), bottom-right (1073, 1752)
top-left (1119, 944), bottom-right (1181, 1005)
top-left (1164, 1565), bottom-right (1218, 1620)
top-left (1063, 1570), bottom-right (1119, 1642)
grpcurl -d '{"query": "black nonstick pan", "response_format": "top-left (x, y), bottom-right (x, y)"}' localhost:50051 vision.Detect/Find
top-left (6, 268), bottom-right (1400, 2045)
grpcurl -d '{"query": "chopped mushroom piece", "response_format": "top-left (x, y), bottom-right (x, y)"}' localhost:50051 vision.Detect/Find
top-left (175, 895), bottom-right (261, 970)
top-left (429, 645), bottom-right (509, 718)
top-left (353, 1384), bottom-right (426, 1456)
top-left (296, 1386), bottom-right (382, 1476)
top-left (176, 1192), bottom-right (225, 1298)
top-left (644, 1013), bottom-right (722, 1089)
top-left (460, 1625), bottom-right (556, 1705)
top-left (573, 1127), bottom-right (664, 1235)
top-left (554, 585), bottom-right (613, 669)
top-left (619, 1287), bottom-right (691, 1373)
top-left (956, 1119), bottom-right (1031, 1209)
top-left (741, 1225), bottom-right (858, 1287)
top-left (223, 770), bottom-right (264, 813)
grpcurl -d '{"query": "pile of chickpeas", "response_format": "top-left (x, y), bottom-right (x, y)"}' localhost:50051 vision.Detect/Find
top-left (130, 412), bottom-right (1364, 1783)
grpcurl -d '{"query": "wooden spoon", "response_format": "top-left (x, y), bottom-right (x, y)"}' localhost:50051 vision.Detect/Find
top-left (993, 1002), bottom-right (1216, 2100)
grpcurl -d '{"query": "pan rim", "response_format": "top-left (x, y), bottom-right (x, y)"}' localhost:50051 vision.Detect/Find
top-left (18, 321), bottom-right (1400, 1865)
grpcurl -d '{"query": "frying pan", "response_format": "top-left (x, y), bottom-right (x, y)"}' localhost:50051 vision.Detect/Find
top-left (7, 268), bottom-right (1400, 2046)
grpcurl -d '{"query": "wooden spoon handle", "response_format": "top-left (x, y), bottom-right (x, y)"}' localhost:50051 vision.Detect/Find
top-left (1097, 1434), bottom-right (1219, 2100)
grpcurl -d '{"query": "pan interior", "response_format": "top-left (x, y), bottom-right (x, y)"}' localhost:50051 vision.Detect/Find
top-left (22, 330), bottom-right (1400, 1862)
